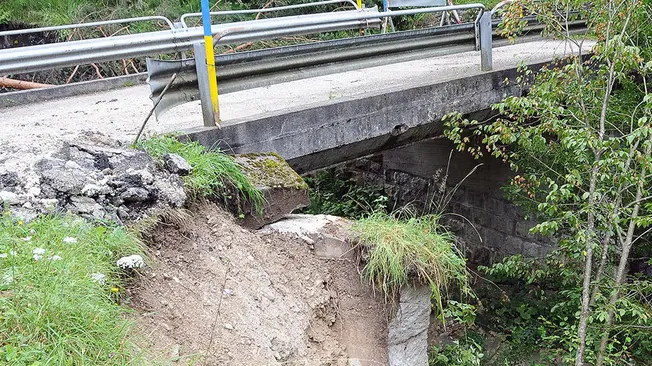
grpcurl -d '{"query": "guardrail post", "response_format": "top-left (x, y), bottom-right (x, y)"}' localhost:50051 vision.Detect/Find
top-left (479, 12), bottom-right (492, 71)
top-left (193, 42), bottom-right (218, 127)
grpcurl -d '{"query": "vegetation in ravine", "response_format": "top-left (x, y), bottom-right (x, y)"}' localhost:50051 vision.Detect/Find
top-left (137, 135), bottom-right (264, 212)
top-left (443, 0), bottom-right (652, 364)
top-left (0, 212), bottom-right (144, 364)
top-left (301, 169), bottom-right (389, 219)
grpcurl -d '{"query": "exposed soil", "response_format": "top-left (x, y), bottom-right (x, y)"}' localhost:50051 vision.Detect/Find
top-left (128, 203), bottom-right (388, 365)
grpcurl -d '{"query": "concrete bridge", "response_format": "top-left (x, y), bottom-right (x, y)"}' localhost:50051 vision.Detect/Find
top-left (0, 37), bottom-right (589, 262)
top-left (0, 38), bottom-right (588, 175)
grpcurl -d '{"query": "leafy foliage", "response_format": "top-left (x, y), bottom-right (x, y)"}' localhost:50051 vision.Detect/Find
top-left (301, 169), bottom-right (388, 219)
top-left (444, 0), bottom-right (652, 363)
top-left (475, 254), bottom-right (652, 365)
top-left (429, 338), bottom-right (485, 366)
top-left (0, 212), bottom-right (144, 364)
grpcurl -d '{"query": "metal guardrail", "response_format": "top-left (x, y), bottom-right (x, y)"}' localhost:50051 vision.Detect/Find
top-left (0, 2), bottom-right (489, 126)
top-left (0, 8), bottom-right (384, 75)
top-left (148, 23), bottom-right (479, 117)
top-left (157, 3), bottom-right (488, 125)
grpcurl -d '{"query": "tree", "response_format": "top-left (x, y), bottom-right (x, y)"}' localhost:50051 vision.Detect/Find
top-left (444, 0), bottom-right (652, 363)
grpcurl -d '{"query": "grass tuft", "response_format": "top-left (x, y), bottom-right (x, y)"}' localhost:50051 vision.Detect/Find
top-left (352, 212), bottom-right (469, 318)
top-left (137, 135), bottom-right (264, 213)
top-left (0, 211), bottom-right (144, 364)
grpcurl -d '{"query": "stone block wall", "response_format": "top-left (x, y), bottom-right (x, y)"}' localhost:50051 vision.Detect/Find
top-left (347, 138), bottom-right (553, 265)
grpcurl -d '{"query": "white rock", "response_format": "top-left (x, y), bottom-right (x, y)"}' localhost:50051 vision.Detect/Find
top-left (116, 254), bottom-right (145, 269)
top-left (223, 323), bottom-right (234, 330)
top-left (91, 273), bottom-right (107, 284)
top-left (40, 199), bottom-right (59, 209)
top-left (64, 160), bottom-right (82, 170)
top-left (81, 184), bottom-right (103, 197)
top-left (0, 191), bottom-right (20, 205)
top-left (27, 187), bottom-right (41, 197)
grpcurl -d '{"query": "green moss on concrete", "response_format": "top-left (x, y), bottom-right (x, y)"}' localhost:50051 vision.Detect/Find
top-left (235, 153), bottom-right (308, 190)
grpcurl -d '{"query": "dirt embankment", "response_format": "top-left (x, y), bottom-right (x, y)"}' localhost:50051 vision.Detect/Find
top-left (129, 203), bottom-right (388, 365)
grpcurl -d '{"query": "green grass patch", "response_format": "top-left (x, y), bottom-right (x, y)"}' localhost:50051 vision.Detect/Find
top-left (352, 212), bottom-right (469, 317)
top-left (0, 212), bottom-right (144, 364)
top-left (137, 135), bottom-right (264, 212)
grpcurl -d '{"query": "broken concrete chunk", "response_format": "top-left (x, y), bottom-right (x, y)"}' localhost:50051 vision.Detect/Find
top-left (261, 214), bottom-right (353, 259)
top-left (120, 187), bottom-right (151, 202)
top-left (233, 153), bottom-right (309, 229)
top-left (163, 153), bottom-right (192, 176)
top-left (68, 196), bottom-right (105, 219)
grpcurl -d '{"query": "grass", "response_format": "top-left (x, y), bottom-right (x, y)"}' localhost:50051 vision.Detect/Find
top-left (352, 212), bottom-right (469, 318)
top-left (137, 135), bottom-right (264, 212)
top-left (0, 211), bottom-right (144, 365)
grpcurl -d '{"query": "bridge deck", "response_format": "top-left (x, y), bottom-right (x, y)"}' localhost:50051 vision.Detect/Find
top-left (0, 39), bottom-right (590, 175)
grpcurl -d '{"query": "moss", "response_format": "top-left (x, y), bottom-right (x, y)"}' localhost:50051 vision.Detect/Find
top-left (235, 153), bottom-right (308, 190)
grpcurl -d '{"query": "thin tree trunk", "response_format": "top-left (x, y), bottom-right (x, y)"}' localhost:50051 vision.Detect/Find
top-left (575, 164), bottom-right (599, 366)
top-left (595, 133), bottom-right (652, 365)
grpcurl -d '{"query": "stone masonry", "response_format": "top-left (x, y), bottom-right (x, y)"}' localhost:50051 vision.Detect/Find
top-left (347, 138), bottom-right (553, 265)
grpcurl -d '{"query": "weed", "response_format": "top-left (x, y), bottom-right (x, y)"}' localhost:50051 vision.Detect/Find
top-left (137, 135), bottom-right (264, 213)
top-left (0, 212), bottom-right (144, 364)
top-left (429, 338), bottom-right (485, 366)
top-left (301, 169), bottom-right (388, 219)
top-left (352, 212), bottom-right (469, 320)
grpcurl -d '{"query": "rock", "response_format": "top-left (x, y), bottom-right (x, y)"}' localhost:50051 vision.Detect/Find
top-left (68, 196), bottom-right (105, 219)
top-left (223, 323), bottom-right (234, 330)
top-left (27, 187), bottom-right (41, 197)
top-left (387, 285), bottom-right (431, 366)
top-left (81, 184), bottom-right (106, 197)
top-left (0, 191), bottom-right (20, 205)
top-left (40, 198), bottom-right (59, 210)
top-left (64, 160), bottom-right (83, 170)
top-left (270, 338), bottom-right (295, 362)
top-left (108, 151), bottom-right (153, 172)
top-left (154, 177), bottom-right (186, 208)
top-left (18, 134), bottom-right (187, 222)
top-left (116, 254), bottom-right (145, 269)
top-left (261, 215), bottom-right (353, 259)
top-left (163, 153), bottom-right (192, 176)
top-left (120, 187), bottom-right (151, 202)
top-left (39, 164), bottom-right (88, 196)
top-left (0, 170), bottom-right (20, 188)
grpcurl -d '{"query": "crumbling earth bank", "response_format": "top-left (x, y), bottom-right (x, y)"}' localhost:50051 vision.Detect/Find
top-left (129, 203), bottom-right (388, 365)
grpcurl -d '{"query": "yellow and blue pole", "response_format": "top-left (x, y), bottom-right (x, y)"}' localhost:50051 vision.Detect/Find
top-left (200, 0), bottom-right (220, 124)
